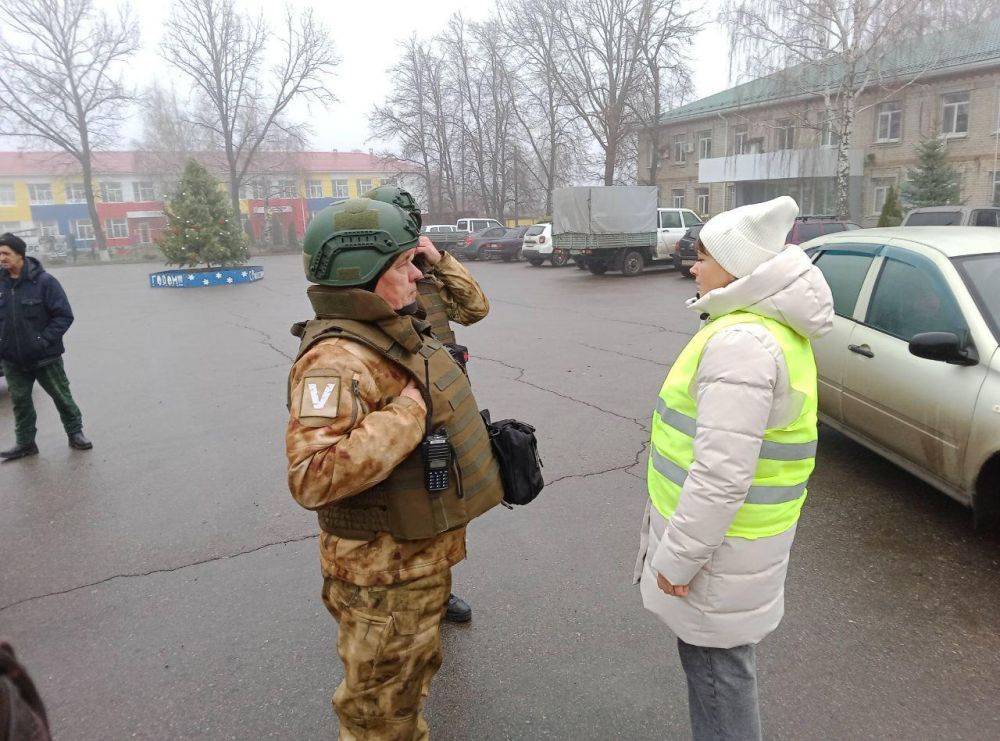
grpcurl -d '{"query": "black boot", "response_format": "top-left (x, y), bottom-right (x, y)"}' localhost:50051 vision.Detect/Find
top-left (445, 593), bottom-right (472, 623)
top-left (68, 432), bottom-right (93, 450)
top-left (1, 442), bottom-right (39, 461)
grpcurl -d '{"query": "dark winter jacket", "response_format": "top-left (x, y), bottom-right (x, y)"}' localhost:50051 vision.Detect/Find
top-left (0, 257), bottom-right (74, 370)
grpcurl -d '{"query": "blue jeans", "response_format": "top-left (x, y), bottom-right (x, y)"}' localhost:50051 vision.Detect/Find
top-left (677, 638), bottom-right (762, 741)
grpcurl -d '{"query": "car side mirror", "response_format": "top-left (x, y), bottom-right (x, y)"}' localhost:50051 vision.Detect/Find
top-left (908, 332), bottom-right (978, 366)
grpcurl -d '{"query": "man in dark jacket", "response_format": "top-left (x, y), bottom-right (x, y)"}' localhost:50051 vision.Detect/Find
top-left (0, 233), bottom-right (92, 461)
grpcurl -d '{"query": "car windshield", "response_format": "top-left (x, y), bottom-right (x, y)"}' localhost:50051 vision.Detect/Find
top-left (907, 210), bottom-right (962, 226)
top-left (525, 225), bottom-right (545, 236)
top-left (954, 253), bottom-right (1000, 340)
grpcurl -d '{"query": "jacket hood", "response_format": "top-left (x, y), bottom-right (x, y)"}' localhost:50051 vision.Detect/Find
top-left (688, 245), bottom-right (834, 339)
top-left (1, 256), bottom-right (44, 283)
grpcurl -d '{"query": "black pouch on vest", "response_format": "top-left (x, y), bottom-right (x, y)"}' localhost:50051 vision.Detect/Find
top-left (480, 410), bottom-right (544, 506)
top-left (444, 342), bottom-right (469, 372)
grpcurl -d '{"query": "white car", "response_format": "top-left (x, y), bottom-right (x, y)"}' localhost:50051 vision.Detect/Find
top-left (522, 223), bottom-right (568, 267)
top-left (805, 227), bottom-right (1000, 527)
top-left (654, 208), bottom-right (703, 261)
top-left (423, 225), bottom-right (457, 233)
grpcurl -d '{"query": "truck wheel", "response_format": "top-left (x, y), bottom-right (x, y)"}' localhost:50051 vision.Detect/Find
top-left (575, 259), bottom-right (587, 270)
top-left (588, 261), bottom-right (608, 275)
top-left (528, 259), bottom-right (544, 267)
top-left (551, 250), bottom-right (569, 267)
top-left (621, 249), bottom-right (645, 276)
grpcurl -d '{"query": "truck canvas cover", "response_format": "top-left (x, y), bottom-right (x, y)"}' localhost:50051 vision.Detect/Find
top-left (553, 186), bottom-right (658, 235)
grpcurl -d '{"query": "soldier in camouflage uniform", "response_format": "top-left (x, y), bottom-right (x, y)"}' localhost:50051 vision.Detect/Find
top-left (287, 197), bottom-right (505, 739)
top-left (365, 185), bottom-right (489, 623)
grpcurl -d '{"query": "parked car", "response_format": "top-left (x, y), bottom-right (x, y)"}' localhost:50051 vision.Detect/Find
top-left (786, 216), bottom-right (861, 244)
top-left (422, 224), bottom-right (458, 234)
top-left (423, 217), bottom-right (504, 251)
top-left (803, 227), bottom-right (1000, 527)
top-left (455, 226), bottom-right (526, 261)
top-left (672, 223), bottom-right (704, 277)
top-left (522, 223), bottom-right (568, 267)
top-left (902, 206), bottom-right (1000, 227)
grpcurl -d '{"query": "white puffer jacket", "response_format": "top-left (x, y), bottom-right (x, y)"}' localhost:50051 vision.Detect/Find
top-left (635, 245), bottom-right (834, 648)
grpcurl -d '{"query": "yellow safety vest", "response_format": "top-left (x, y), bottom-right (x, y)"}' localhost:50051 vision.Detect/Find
top-left (648, 311), bottom-right (818, 540)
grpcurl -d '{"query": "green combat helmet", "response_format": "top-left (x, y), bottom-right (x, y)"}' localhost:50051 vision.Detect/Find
top-left (364, 185), bottom-right (422, 229)
top-left (303, 197), bottom-right (420, 286)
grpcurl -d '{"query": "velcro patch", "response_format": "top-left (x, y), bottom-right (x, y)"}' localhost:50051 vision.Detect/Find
top-left (299, 375), bottom-right (341, 420)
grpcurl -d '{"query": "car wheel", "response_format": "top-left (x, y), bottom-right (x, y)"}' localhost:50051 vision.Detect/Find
top-left (587, 261), bottom-right (608, 275)
top-left (680, 266), bottom-right (692, 278)
top-left (550, 250), bottom-right (569, 267)
top-left (621, 249), bottom-right (645, 276)
top-left (477, 247), bottom-right (487, 261)
top-left (528, 259), bottom-right (544, 267)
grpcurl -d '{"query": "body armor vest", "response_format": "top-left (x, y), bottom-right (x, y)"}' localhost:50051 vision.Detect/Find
top-left (416, 277), bottom-right (457, 344)
top-left (290, 287), bottom-right (503, 541)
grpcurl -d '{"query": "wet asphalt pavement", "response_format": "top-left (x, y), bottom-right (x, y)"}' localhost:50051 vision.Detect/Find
top-left (1, 255), bottom-right (999, 740)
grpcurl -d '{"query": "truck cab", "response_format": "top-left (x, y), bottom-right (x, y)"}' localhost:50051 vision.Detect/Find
top-left (655, 208), bottom-right (702, 260)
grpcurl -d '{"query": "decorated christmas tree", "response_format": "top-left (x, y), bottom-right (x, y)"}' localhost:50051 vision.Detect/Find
top-left (159, 159), bottom-right (247, 267)
top-left (901, 135), bottom-right (963, 208)
top-left (877, 185), bottom-right (903, 227)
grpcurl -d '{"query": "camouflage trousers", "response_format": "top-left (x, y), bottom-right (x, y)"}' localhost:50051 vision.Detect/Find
top-left (322, 570), bottom-right (452, 740)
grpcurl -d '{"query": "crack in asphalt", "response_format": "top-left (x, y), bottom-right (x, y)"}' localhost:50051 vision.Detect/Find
top-left (474, 355), bottom-right (648, 431)
top-left (0, 534), bottom-right (318, 614)
top-left (489, 297), bottom-right (696, 337)
top-left (225, 318), bottom-right (294, 361)
top-left (576, 341), bottom-right (671, 368)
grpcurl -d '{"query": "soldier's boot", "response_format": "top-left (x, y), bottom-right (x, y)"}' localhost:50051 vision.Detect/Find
top-left (444, 593), bottom-right (472, 623)
top-left (1, 442), bottom-right (39, 462)
top-left (68, 432), bottom-right (93, 450)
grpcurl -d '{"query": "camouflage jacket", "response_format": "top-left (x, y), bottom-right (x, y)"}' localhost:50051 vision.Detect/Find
top-left (286, 334), bottom-right (465, 587)
top-left (420, 251), bottom-right (490, 325)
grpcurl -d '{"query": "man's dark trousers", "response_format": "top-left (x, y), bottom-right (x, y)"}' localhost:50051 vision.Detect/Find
top-left (2, 359), bottom-right (82, 445)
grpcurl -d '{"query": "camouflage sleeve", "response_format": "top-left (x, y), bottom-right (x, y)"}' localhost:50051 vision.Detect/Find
top-left (429, 251), bottom-right (490, 325)
top-left (285, 340), bottom-right (425, 510)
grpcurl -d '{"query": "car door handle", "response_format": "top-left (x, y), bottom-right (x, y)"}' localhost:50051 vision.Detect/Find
top-left (848, 343), bottom-right (874, 358)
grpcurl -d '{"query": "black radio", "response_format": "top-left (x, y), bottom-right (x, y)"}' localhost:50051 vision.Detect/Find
top-left (421, 428), bottom-right (452, 492)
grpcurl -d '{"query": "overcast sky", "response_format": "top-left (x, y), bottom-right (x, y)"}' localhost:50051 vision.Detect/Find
top-left (13, 0), bottom-right (732, 153)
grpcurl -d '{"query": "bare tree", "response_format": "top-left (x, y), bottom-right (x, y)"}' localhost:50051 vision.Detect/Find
top-left (547, 0), bottom-right (651, 185)
top-left (0, 0), bottom-right (138, 253)
top-left (722, 0), bottom-right (935, 217)
top-left (630, 0), bottom-right (700, 186)
top-left (135, 83), bottom-right (217, 182)
top-left (498, 0), bottom-right (587, 214)
top-left (162, 0), bottom-right (338, 225)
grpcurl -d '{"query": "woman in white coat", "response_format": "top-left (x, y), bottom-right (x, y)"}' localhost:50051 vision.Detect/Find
top-left (636, 196), bottom-right (834, 739)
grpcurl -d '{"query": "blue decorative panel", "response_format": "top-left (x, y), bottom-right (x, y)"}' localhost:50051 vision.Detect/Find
top-left (148, 266), bottom-right (264, 288)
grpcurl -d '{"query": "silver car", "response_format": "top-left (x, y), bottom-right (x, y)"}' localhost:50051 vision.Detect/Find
top-left (805, 227), bottom-right (1000, 526)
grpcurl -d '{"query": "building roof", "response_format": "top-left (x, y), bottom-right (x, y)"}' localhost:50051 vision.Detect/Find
top-left (661, 21), bottom-right (1000, 125)
top-left (0, 150), bottom-right (410, 177)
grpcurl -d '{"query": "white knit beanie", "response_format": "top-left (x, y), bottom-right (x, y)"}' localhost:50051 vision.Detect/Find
top-left (698, 196), bottom-right (799, 278)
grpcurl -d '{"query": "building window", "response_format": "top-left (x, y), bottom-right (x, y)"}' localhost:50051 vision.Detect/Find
top-left (776, 120), bottom-right (795, 150)
top-left (277, 179), bottom-right (298, 199)
top-left (239, 182), bottom-right (263, 200)
top-left (734, 125), bottom-right (749, 155)
top-left (992, 172), bottom-right (1000, 206)
top-left (332, 179), bottom-right (349, 198)
top-left (696, 188), bottom-right (710, 215)
top-left (101, 182), bottom-right (123, 202)
top-left (672, 189), bottom-right (685, 208)
top-left (28, 183), bottom-right (53, 204)
top-left (135, 222), bottom-right (152, 244)
top-left (72, 219), bottom-right (94, 240)
top-left (672, 135), bottom-right (687, 164)
top-left (65, 182), bottom-right (87, 203)
top-left (871, 177), bottom-right (896, 214)
top-left (0, 183), bottom-right (14, 206)
top-left (105, 218), bottom-right (128, 238)
top-left (133, 181), bottom-right (156, 201)
top-left (942, 92), bottom-right (969, 135)
top-left (821, 119), bottom-right (841, 148)
top-left (306, 180), bottom-right (324, 198)
top-left (39, 221), bottom-right (60, 237)
top-left (356, 178), bottom-right (373, 194)
top-left (876, 102), bottom-right (902, 142)
top-left (698, 131), bottom-right (712, 159)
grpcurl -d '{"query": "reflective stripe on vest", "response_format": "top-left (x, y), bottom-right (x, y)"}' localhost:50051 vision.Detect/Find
top-left (647, 311), bottom-right (818, 540)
